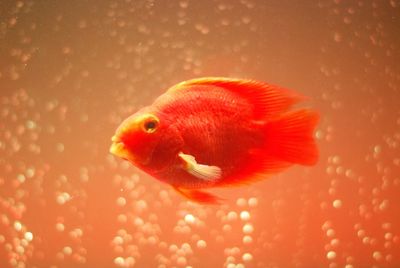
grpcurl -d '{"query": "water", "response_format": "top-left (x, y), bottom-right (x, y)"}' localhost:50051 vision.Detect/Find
top-left (1, 0), bottom-right (399, 267)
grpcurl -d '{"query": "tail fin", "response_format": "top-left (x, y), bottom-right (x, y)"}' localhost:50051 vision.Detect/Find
top-left (265, 109), bottom-right (319, 165)
top-left (215, 108), bottom-right (319, 188)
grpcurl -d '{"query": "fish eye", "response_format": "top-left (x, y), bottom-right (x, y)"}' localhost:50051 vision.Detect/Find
top-left (143, 118), bottom-right (159, 133)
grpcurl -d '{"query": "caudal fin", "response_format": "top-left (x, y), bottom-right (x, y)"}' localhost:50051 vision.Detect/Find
top-left (265, 109), bottom-right (319, 165)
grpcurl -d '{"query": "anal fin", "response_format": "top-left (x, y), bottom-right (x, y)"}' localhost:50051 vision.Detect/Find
top-left (174, 187), bottom-right (222, 204)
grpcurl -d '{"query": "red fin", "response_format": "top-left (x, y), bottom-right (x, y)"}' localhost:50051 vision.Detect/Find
top-left (216, 109), bottom-right (318, 187)
top-left (173, 187), bottom-right (222, 204)
top-left (168, 77), bottom-right (303, 119)
top-left (265, 109), bottom-right (319, 165)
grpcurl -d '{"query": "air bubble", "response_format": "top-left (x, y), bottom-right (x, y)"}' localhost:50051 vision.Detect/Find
top-left (24, 232), bottom-right (33, 241)
top-left (194, 24), bottom-right (209, 34)
top-left (373, 251), bottom-right (382, 261)
top-left (63, 246), bottom-right (72, 255)
top-left (240, 211), bottom-right (250, 221)
top-left (227, 211), bottom-right (238, 221)
top-left (56, 223), bottom-right (65, 232)
top-left (176, 256), bottom-right (187, 266)
top-left (327, 251), bottom-right (336, 260)
top-left (16, 245), bottom-right (24, 254)
top-left (326, 228), bottom-right (335, 238)
top-left (242, 224), bottom-right (254, 234)
top-left (236, 198), bottom-right (247, 207)
top-left (117, 214), bottom-right (127, 224)
top-left (330, 238), bottom-right (340, 247)
top-left (248, 197), bottom-right (258, 207)
top-left (223, 224), bottom-right (232, 232)
top-left (184, 214), bottom-right (195, 224)
top-left (24, 120), bottom-right (35, 129)
top-left (333, 199), bottom-right (342, 208)
top-left (14, 221), bottom-right (22, 231)
top-left (114, 256), bottom-right (125, 266)
top-left (56, 192), bottom-right (71, 205)
top-left (116, 197), bottom-right (126, 207)
top-left (242, 235), bottom-right (253, 244)
top-left (333, 32), bottom-right (342, 42)
top-left (242, 253), bottom-right (253, 262)
top-left (384, 232), bottom-right (393, 240)
top-left (196, 240), bottom-right (206, 249)
top-left (56, 143), bottom-right (65, 152)
top-left (113, 236), bottom-right (123, 245)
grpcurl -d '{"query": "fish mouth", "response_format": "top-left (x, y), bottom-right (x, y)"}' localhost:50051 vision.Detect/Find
top-left (109, 136), bottom-right (136, 162)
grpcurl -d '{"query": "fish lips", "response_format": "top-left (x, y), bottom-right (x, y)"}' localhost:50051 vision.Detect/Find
top-left (109, 136), bottom-right (136, 162)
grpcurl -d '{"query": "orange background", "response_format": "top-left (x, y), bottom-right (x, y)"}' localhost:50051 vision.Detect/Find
top-left (1, 1), bottom-right (399, 267)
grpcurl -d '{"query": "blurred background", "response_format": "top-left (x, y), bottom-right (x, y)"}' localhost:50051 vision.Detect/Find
top-left (1, 0), bottom-right (399, 267)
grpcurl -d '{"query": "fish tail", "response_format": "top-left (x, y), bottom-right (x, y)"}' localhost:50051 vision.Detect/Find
top-left (215, 108), bottom-right (319, 187)
top-left (264, 109), bottom-right (319, 165)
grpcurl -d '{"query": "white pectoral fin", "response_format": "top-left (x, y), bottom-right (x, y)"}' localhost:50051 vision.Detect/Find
top-left (178, 152), bottom-right (222, 181)
top-left (190, 163), bottom-right (222, 181)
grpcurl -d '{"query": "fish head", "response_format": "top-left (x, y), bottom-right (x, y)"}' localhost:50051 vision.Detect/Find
top-left (110, 112), bottom-right (163, 166)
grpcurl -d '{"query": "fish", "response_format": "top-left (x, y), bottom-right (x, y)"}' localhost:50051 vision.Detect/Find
top-left (110, 77), bottom-right (319, 204)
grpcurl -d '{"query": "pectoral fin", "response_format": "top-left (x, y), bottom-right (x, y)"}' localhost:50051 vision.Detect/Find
top-left (178, 152), bottom-right (222, 181)
top-left (174, 187), bottom-right (222, 204)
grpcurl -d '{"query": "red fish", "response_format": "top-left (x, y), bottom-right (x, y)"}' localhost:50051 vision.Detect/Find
top-left (110, 77), bottom-right (319, 203)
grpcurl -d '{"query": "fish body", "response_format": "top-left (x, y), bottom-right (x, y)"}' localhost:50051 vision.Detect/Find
top-left (110, 77), bottom-right (319, 203)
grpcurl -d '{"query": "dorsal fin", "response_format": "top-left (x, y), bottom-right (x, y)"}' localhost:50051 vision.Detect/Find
top-left (168, 77), bottom-right (304, 119)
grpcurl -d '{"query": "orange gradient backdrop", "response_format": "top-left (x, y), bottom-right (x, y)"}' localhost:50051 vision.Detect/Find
top-left (1, 1), bottom-right (399, 267)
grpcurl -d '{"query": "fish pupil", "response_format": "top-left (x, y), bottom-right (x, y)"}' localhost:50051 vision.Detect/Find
top-left (144, 120), bottom-right (157, 132)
